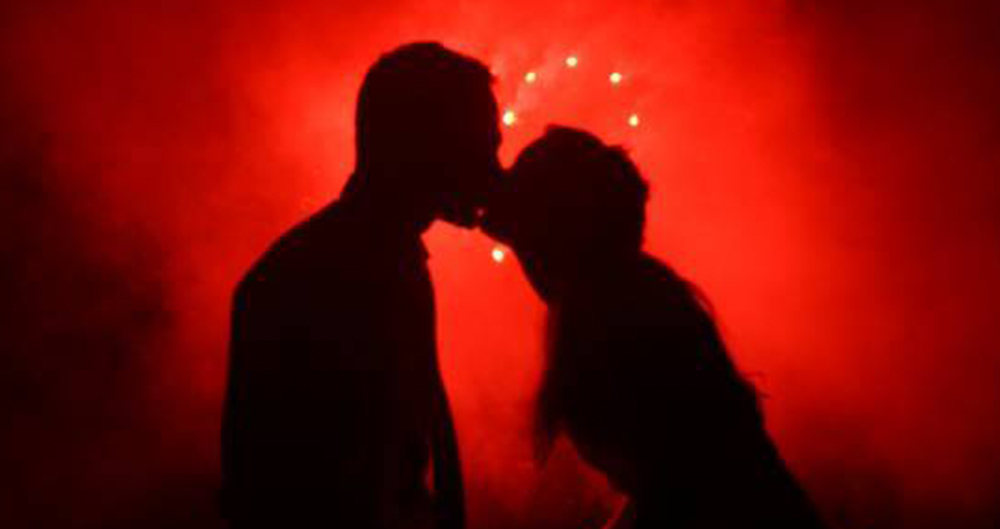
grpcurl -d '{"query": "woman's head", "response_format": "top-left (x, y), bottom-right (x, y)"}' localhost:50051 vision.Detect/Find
top-left (483, 126), bottom-right (649, 299)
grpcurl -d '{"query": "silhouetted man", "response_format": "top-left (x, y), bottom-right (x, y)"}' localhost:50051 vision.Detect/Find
top-left (221, 43), bottom-right (501, 529)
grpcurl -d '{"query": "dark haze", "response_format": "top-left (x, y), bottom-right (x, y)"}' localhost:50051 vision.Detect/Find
top-left (2, 1), bottom-right (999, 528)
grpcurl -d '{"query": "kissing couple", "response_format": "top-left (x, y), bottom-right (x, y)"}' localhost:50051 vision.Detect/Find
top-left (221, 42), bottom-right (827, 529)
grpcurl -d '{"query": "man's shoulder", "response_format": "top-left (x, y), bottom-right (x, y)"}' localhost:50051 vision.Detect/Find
top-left (237, 204), bottom-right (349, 294)
top-left (235, 201), bottom-right (427, 300)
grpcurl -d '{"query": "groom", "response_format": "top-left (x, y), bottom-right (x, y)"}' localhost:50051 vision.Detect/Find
top-left (221, 43), bottom-right (502, 529)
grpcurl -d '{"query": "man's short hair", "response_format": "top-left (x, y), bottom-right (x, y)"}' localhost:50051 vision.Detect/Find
top-left (354, 42), bottom-right (494, 176)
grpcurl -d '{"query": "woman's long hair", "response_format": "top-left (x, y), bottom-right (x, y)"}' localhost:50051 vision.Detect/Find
top-left (533, 266), bottom-right (763, 465)
top-left (512, 127), bottom-right (823, 528)
top-left (508, 129), bottom-right (762, 473)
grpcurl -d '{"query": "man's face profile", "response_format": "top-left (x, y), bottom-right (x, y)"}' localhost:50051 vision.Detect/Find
top-left (433, 86), bottom-right (503, 228)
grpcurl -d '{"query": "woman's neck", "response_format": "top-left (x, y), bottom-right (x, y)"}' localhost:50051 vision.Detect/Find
top-left (556, 251), bottom-right (644, 296)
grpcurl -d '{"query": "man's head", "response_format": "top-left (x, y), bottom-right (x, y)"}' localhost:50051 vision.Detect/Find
top-left (346, 42), bottom-right (502, 229)
top-left (483, 126), bottom-right (648, 299)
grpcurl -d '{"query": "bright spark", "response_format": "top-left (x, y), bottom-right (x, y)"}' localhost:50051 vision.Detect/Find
top-left (565, 55), bottom-right (579, 68)
top-left (628, 113), bottom-right (640, 127)
top-left (610, 72), bottom-right (623, 85)
top-left (491, 246), bottom-right (506, 263)
top-left (525, 71), bottom-right (537, 83)
top-left (502, 110), bottom-right (517, 126)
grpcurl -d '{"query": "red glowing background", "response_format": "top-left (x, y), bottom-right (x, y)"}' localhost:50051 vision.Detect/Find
top-left (2, 1), bottom-right (999, 528)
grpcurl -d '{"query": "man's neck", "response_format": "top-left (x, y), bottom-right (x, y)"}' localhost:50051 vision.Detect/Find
top-left (339, 175), bottom-right (433, 239)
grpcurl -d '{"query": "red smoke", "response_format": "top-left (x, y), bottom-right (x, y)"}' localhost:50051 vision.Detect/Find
top-left (2, 1), bottom-right (998, 528)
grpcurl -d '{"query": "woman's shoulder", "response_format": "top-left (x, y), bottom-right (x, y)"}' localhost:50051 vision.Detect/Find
top-left (601, 498), bottom-right (636, 529)
top-left (555, 254), bottom-right (717, 343)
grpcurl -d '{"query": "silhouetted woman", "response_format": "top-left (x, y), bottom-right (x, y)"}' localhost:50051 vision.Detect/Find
top-left (483, 127), bottom-right (827, 529)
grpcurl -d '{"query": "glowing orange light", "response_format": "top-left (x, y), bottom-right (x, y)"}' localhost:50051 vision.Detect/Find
top-left (610, 72), bottom-right (623, 85)
top-left (491, 246), bottom-right (506, 263)
top-left (524, 71), bottom-right (537, 83)
top-left (628, 113), bottom-right (640, 127)
top-left (502, 110), bottom-right (517, 126)
top-left (565, 55), bottom-right (579, 68)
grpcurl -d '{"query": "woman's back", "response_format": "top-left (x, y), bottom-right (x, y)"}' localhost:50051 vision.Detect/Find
top-left (542, 254), bottom-right (826, 529)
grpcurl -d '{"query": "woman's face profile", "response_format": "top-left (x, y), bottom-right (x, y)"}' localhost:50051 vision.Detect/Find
top-left (511, 245), bottom-right (556, 301)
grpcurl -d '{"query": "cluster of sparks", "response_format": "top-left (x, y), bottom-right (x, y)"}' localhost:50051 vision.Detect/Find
top-left (491, 54), bottom-right (640, 264)
top-left (499, 55), bottom-right (640, 132)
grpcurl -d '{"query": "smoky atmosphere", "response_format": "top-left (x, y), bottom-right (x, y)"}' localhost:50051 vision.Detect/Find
top-left (2, 1), bottom-right (999, 529)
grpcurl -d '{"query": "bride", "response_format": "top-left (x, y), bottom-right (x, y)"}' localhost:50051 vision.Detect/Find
top-left (483, 126), bottom-right (828, 529)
